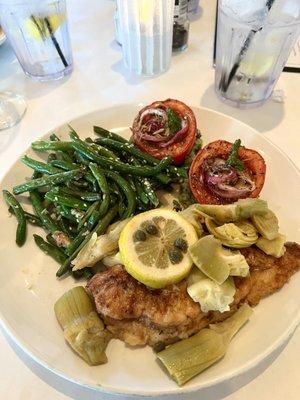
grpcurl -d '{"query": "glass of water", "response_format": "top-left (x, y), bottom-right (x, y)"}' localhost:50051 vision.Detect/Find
top-left (0, 0), bottom-right (73, 81)
top-left (117, 0), bottom-right (175, 76)
top-left (215, 0), bottom-right (300, 108)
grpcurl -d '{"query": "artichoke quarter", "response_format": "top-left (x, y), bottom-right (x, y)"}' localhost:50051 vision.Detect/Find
top-left (205, 218), bottom-right (258, 248)
top-left (54, 286), bottom-right (112, 365)
top-left (157, 304), bottom-right (252, 386)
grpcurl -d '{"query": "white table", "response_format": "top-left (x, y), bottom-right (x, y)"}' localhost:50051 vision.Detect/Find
top-left (0, 1), bottom-right (299, 399)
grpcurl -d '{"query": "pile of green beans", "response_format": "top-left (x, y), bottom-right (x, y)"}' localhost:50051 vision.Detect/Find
top-left (3, 126), bottom-right (186, 278)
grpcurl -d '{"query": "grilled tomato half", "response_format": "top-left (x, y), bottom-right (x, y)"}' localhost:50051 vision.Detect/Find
top-left (132, 99), bottom-right (197, 165)
top-left (189, 140), bottom-right (266, 204)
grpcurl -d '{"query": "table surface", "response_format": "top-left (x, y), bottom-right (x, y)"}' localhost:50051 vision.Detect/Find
top-left (0, 1), bottom-right (299, 399)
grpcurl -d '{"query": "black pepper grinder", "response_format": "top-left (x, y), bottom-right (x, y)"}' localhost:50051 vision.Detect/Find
top-left (172, 0), bottom-right (190, 52)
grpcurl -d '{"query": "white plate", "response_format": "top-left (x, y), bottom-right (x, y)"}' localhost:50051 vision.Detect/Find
top-left (0, 105), bottom-right (299, 398)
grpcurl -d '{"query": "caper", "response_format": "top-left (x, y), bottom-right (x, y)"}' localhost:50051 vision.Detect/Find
top-left (168, 247), bottom-right (183, 264)
top-left (133, 229), bottom-right (147, 242)
top-left (145, 222), bottom-right (158, 235)
top-left (172, 200), bottom-right (182, 212)
top-left (174, 237), bottom-right (188, 252)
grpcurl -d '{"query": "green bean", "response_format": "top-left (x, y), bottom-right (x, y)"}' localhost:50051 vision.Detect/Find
top-left (133, 178), bottom-right (149, 205)
top-left (45, 189), bottom-right (89, 211)
top-left (50, 159), bottom-right (97, 187)
top-left (56, 205), bottom-right (81, 223)
top-left (74, 151), bottom-right (89, 165)
top-left (46, 233), bottom-right (60, 247)
top-left (66, 227), bottom-right (90, 256)
top-left (70, 180), bottom-right (92, 190)
top-left (34, 234), bottom-right (67, 264)
top-left (47, 153), bottom-right (57, 163)
top-left (25, 211), bottom-right (42, 226)
top-left (88, 142), bottom-right (120, 161)
top-left (29, 191), bottom-right (59, 233)
top-left (96, 204), bottom-right (119, 235)
top-left (68, 127), bottom-right (119, 161)
top-left (32, 170), bottom-right (42, 179)
top-left (140, 178), bottom-right (159, 207)
top-left (49, 133), bottom-right (60, 141)
top-left (31, 140), bottom-right (74, 152)
top-left (57, 150), bottom-right (73, 163)
top-left (127, 175), bottom-right (137, 193)
top-left (56, 215), bottom-right (69, 235)
top-left (50, 159), bottom-right (78, 171)
top-left (68, 125), bottom-right (79, 139)
top-left (94, 137), bottom-right (171, 184)
top-left (56, 204), bottom-right (118, 277)
top-left (94, 136), bottom-right (186, 179)
top-left (127, 156), bottom-right (158, 206)
top-left (77, 201), bottom-right (100, 230)
top-left (3, 190), bottom-right (27, 246)
top-left (72, 267), bottom-right (94, 280)
top-left (71, 138), bottom-right (172, 177)
top-left (93, 126), bottom-right (127, 143)
top-left (89, 164), bottom-right (110, 218)
top-left (59, 187), bottom-right (102, 202)
top-left (8, 207), bottom-right (42, 227)
top-left (21, 155), bottom-right (61, 175)
top-left (104, 170), bottom-right (136, 219)
top-left (108, 181), bottom-right (125, 217)
top-left (13, 169), bottom-right (82, 195)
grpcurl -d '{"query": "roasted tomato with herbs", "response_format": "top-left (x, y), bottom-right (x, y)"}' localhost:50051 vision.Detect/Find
top-left (132, 99), bottom-right (197, 165)
top-left (189, 140), bottom-right (266, 205)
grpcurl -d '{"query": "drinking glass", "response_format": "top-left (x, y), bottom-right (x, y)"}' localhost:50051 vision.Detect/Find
top-left (0, 92), bottom-right (26, 130)
top-left (0, 0), bottom-right (73, 81)
top-left (117, 0), bottom-right (175, 76)
top-left (215, 0), bottom-right (300, 108)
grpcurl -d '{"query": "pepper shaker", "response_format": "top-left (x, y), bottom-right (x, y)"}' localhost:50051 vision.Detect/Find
top-left (172, 0), bottom-right (190, 52)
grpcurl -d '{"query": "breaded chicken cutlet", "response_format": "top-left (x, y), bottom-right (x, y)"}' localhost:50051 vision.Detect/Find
top-left (86, 242), bottom-right (300, 346)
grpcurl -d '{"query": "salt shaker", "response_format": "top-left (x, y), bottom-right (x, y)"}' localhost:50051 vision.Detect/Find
top-left (173, 0), bottom-right (190, 52)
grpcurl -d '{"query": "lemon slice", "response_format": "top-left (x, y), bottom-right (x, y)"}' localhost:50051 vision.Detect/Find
top-left (239, 53), bottom-right (274, 78)
top-left (119, 209), bottom-right (198, 289)
top-left (25, 13), bottom-right (66, 41)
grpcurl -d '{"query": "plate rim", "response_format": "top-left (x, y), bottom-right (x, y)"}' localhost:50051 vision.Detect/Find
top-left (0, 103), bottom-right (300, 397)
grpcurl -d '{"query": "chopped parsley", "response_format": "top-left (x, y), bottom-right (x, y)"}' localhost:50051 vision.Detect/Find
top-left (226, 139), bottom-right (244, 171)
top-left (166, 108), bottom-right (182, 135)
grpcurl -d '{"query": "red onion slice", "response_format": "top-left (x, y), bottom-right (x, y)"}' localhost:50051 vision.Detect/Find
top-left (159, 119), bottom-right (189, 148)
top-left (138, 132), bottom-right (168, 142)
top-left (138, 108), bottom-right (167, 130)
top-left (206, 169), bottom-right (238, 186)
top-left (208, 184), bottom-right (253, 199)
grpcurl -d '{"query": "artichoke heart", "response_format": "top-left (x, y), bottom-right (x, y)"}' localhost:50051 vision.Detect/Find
top-left (188, 235), bottom-right (249, 284)
top-left (256, 233), bottom-right (286, 258)
top-left (187, 271), bottom-right (236, 313)
top-left (205, 218), bottom-right (258, 248)
top-left (54, 286), bottom-right (112, 365)
top-left (180, 204), bottom-right (206, 237)
top-left (252, 209), bottom-right (279, 240)
top-left (72, 218), bottom-right (131, 271)
top-left (194, 198), bottom-right (268, 224)
top-left (157, 304), bottom-right (252, 386)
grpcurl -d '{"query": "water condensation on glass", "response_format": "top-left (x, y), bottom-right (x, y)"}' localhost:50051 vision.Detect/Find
top-left (117, 0), bottom-right (174, 76)
top-left (0, 0), bottom-right (73, 80)
top-left (215, 0), bottom-right (300, 108)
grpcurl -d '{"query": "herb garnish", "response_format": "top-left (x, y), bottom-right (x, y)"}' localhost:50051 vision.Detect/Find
top-left (226, 139), bottom-right (244, 171)
top-left (166, 108), bottom-right (182, 135)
